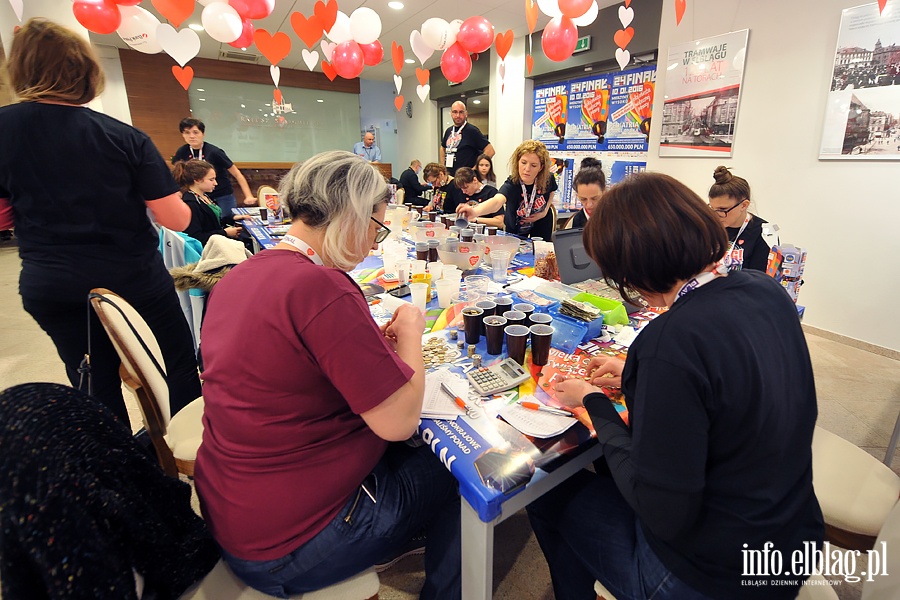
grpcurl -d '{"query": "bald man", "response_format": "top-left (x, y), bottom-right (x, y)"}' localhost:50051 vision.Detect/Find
top-left (353, 132), bottom-right (381, 162)
top-left (439, 101), bottom-right (494, 175)
top-left (399, 159), bottom-right (432, 206)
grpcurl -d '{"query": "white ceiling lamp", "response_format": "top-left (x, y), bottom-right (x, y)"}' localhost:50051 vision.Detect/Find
top-left (388, 1), bottom-right (404, 9)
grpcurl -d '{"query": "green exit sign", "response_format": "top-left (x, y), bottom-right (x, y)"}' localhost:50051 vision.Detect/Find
top-left (574, 36), bottom-right (591, 53)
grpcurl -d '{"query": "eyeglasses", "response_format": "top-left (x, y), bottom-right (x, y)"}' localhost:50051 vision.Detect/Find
top-left (371, 216), bottom-right (391, 244)
top-left (709, 199), bottom-right (746, 217)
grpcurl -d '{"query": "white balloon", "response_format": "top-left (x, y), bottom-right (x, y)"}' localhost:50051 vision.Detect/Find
top-left (448, 18), bottom-right (463, 42)
top-left (349, 7), bottom-right (382, 45)
top-left (421, 17), bottom-right (451, 51)
top-left (536, 0), bottom-right (561, 18)
top-left (117, 5), bottom-right (162, 54)
top-left (198, 0), bottom-right (227, 5)
top-left (201, 3), bottom-right (242, 44)
top-left (325, 11), bottom-right (352, 44)
top-left (573, 0), bottom-right (599, 26)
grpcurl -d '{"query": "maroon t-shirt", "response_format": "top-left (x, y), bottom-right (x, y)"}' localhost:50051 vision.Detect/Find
top-left (195, 250), bottom-right (414, 561)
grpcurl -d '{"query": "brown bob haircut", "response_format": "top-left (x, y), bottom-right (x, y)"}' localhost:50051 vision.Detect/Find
top-left (8, 19), bottom-right (104, 105)
top-left (583, 172), bottom-right (728, 303)
top-left (422, 162), bottom-right (447, 180)
top-left (453, 167), bottom-right (478, 188)
top-left (509, 139), bottom-right (552, 191)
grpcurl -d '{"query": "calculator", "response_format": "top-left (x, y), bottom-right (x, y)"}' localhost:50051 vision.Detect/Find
top-left (466, 357), bottom-right (532, 396)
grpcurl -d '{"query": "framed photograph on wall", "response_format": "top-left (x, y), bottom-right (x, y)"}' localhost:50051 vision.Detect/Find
top-left (659, 29), bottom-right (749, 158)
top-left (819, 3), bottom-right (900, 160)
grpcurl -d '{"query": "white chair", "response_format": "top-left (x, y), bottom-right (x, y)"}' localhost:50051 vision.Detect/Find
top-left (181, 560), bottom-right (379, 600)
top-left (90, 288), bottom-right (204, 477)
top-left (812, 426), bottom-right (900, 550)
top-left (862, 496), bottom-right (900, 599)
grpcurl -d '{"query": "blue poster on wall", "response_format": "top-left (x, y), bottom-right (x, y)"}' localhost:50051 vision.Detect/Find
top-left (609, 160), bottom-right (647, 184)
top-left (532, 82), bottom-right (569, 151)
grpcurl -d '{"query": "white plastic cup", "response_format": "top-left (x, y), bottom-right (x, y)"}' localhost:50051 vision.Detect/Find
top-left (428, 260), bottom-right (444, 279)
top-left (394, 260), bottom-right (410, 285)
top-left (435, 279), bottom-right (457, 309)
top-left (412, 260), bottom-right (427, 276)
top-left (409, 282), bottom-right (429, 312)
top-left (464, 274), bottom-right (490, 296)
top-left (490, 250), bottom-right (511, 284)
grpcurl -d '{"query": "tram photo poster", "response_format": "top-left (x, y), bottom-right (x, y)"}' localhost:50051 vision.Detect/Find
top-left (819, 3), bottom-right (900, 160)
top-left (659, 30), bottom-right (749, 158)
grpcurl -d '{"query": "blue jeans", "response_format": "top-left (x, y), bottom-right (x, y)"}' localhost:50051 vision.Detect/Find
top-left (213, 193), bottom-right (237, 215)
top-left (222, 443), bottom-right (461, 599)
top-left (527, 470), bottom-right (714, 600)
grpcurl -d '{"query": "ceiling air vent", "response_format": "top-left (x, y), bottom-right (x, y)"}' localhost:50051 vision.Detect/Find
top-left (220, 50), bottom-right (260, 63)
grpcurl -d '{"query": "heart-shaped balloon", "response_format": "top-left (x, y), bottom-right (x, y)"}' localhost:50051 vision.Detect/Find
top-left (157, 24), bottom-right (200, 67)
top-left (618, 5), bottom-right (634, 27)
top-left (151, 0), bottom-right (192, 28)
top-left (615, 47), bottom-right (630, 70)
top-left (172, 65), bottom-right (193, 90)
top-left (290, 11), bottom-right (323, 48)
top-left (495, 30), bottom-right (513, 61)
top-left (394, 95), bottom-right (405, 111)
top-left (313, 0), bottom-right (338, 32)
top-left (416, 84), bottom-right (430, 103)
top-left (415, 68), bottom-right (429, 86)
top-left (254, 30), bottom-right (291, 65)
top-left (274, 88), bottom-right (283, 104)
top-left (525, 0), bottom-right (539, 34)
top-left (879, 0), bottom-right (887, 14)
top-left (526, 54), bottom-right (534, 74)
top-left (302, 48), bottom-right (319, 71)
top-left (9, 0), bottom-right (23, 21)
top-left (613, 27), bottom-right (634, 49)
top-left (393, 74), bottom-right (402, 94)
top-left (410, 30), bottom-right (434, 66)
top-left (624, 0), bottom-right (631, 6)
top-left (675, 0), bottom-right (685, 25)
top-left (269, 65), bottom-right (280, 87)
top-left (499, 62), bottom-right (506, 80)
top-left (321, 60), bottom-right (337, 81)
top-left (320, 39), bottom-right (335, 62)
top-left (391, 41), bottom-right (404, 74)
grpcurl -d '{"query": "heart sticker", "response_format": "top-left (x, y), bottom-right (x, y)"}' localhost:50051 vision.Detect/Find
top-left (172, 65), bottom-right (193, 90)
top-left (394, 95), bottom-right (405, 111)
top-left (290, 12), bottom-right (323, 48)
top-left (302, 49), bottom-right (319, 71)
top-left (618, 6), bottom-right (634, 28)
top-left (613, 27), bottom-right (634, 49)
top-left (321, 60), bottom-right (337, 81)
top-left (270, 65), bottom-right (280, 87)
top-left (157, 24), bottom-right (200, 67)
top-left (393, 74), bottom-right (402, 94)
top-left (615, 48), bottom-right (630, 70)
top-left (254, 30), bottom-right (291, 65)
top-left (469, 256), bottom-right (479, 267)
top-left (495, 30), bottom-right (514, 61)
top-left (675, 0), bottom-right (686, 25)
top-left (415, 68), bottom-right (429, 86)
top-left (426, 230), bottom-right (434, 237)
top-left (392, 41), bottom-right (404, 74)
top-left (526, 54), bottom-right (534, 75)
top-left (416, 84), bottom-right (430, 102)
top-left (410, 30), bottom-right (434, 66)
top-left (151, 0), bottom-right (193, 29)
top-left (313, 0), bottom-right (338, 32)
top-left (320, 39), bottom-right (335, 62)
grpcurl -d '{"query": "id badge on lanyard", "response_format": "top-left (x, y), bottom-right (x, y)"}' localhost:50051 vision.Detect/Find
top-left (445, 151), bottom-right (455, 168)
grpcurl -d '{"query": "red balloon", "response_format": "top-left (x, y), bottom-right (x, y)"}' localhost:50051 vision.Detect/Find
top-left (332, 41), bottom-right (365, 79)
top-left (228, 19), bottom-right (255, 49)
top-left (113, 0), bottom-right (143, 5)
top-left (558, 0), bottom-right (593, 19)
top-left (457, 16), bottom-right (494, 54)
top-left (541, 16), bottom-right (578, 62)
top-left (73, 0), bottom-right (122, 35)
top-left (440, 42), bottom-right (472, 84)
top-left (228, 0), bottom-right (274, 20)
top-left (360, 40), bottom-right (384, 67)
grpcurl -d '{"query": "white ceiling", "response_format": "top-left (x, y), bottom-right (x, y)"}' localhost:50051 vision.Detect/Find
top-left (91, 0), bottom-right (624, 82)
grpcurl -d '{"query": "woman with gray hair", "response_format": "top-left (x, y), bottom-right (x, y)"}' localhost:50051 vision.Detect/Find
top-left (195, 151), bottom-right (461, 599)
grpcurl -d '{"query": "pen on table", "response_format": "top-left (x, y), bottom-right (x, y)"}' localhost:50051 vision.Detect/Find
top-left (440, 382), bottom-right (471, 413)
top-left (518, 401), bottom-right (575, 417)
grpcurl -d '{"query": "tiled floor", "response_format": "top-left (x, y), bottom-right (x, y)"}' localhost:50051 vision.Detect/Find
top-left (1, 237), bottom-right (898, 599)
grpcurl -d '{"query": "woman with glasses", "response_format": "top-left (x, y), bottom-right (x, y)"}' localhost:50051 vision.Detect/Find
top-left (527, 172), bottom-right (822, 600)
top-left (708, 166), bottom-right (772, 272)
top-left (563, 158), bottom-right (605, 230)
top-left (195, 151), bottom-right (461, 599)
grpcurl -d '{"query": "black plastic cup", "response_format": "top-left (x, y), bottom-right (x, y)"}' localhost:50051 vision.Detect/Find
top-left (529, 324), bottom-right (554, 366)
top-left (462, 306), bottom-right (484, 345)
top-left (502, 310), bottom-right (526, 328)
top-left (505, 324), bottom-right (530, 365)
top-left (475, 299), bottom-right (497, 334)
top-left (484, 315), bottom-right (508, 355)
top-left (259, 207), bottom-right (268, 222)
top-left (493, 295), bottom-right (514, 314)
top-left (530, 313), bottom-right (553, 326)
top-left (513, 303), bottom-right (535, 326)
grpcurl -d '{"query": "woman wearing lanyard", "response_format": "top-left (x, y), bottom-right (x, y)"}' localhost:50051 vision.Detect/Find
top-left (708, 166), bottom-right (772, 272)
top-left (527, 172), bottom-right (823, 600)
top-left (455, 140), bottom-right (557, 239)
top-left (195, 151), bottom-right (460, 599)
top-left (172, 159), bottom-right (245, 246)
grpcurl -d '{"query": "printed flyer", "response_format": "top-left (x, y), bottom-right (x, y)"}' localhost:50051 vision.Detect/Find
top-left (659, 29), bottom-right (749, 157)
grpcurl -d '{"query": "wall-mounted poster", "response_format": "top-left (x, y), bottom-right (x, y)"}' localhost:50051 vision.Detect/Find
top-left (531, 65), bottom-right (657, 153)
top-left (819, 3), bottom-right (900, 160)
top-left (659, 29), bottom-right (749, 158)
